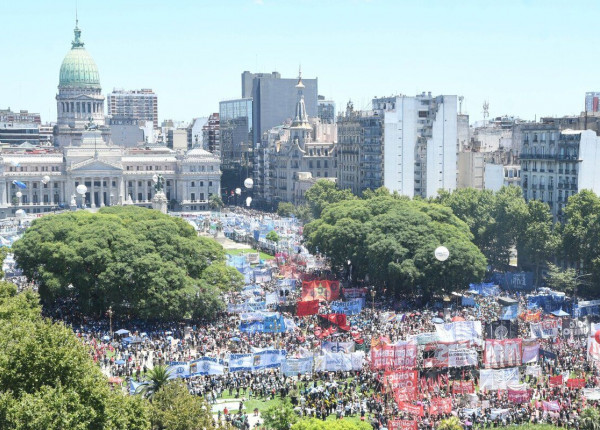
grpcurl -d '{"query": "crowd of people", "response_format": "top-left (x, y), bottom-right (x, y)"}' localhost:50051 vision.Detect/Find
top-left (7, 209), bottom-right (600, 429)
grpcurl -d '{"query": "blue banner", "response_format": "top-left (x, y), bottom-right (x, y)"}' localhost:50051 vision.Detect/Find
top-left (501, 304), bottom-right (519, 320)
top-left (330, 298), bottom-right (363, 315)
top-left (282, 357), bottom-right (314, 376)
top-left (167, 361), bottom-right (190, 379)
top-left (228, 302), bottom-right (266, 313)
top-left (239, 314), bottom-right (286, 333)
top-left (462, 296), bottom-right (476, 307)
top-left (228, 350), bottom-right (286, 372)
top-left (574, 299), bottom-right (600, 317)
top-left (527, 295), bottom-right (568, 313)
top-left (190, 357), bottom-right (224, 376)
top-left (498, 272), bottom-right (535, 291)
top-left (468, 283), bottom-right (500, 297)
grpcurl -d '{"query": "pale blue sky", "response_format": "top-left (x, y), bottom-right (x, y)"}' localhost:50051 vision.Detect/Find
top-left (2, 0), bottom-right (598, 124)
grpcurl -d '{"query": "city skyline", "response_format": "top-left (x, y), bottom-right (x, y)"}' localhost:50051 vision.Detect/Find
top-left (2, 0), bottom-right (599, 124)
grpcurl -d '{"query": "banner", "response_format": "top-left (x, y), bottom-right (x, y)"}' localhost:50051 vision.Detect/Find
top-left (396, 401), bottom-right (423, 417)
top-left (167, 361), bottom-right (190, 379)
top-left (318, 313), bottom-right (349, 330)
top-left (229, 350), bottom-right (286, 372)
top-left (583, 388), bottom-right (600, 400)
top-left (479, 367), bottom-right (520, 390)
top-left (530, 320), bottom-right (561, 339)
top-left (190, 357), bottom-right (224, 376)
top-left (485, 320), bottom-right (519, 340)
top-left (574, 299), bottom-right (600, 317)
top-left (507, 388), bottom-right (530, 403)
top-left (452, 380), bottom-right (474, 394)
top-left (296, 300), bottom-right (319, 317)
top-left (342, 287), bottom-right (367, 298)
top-left (330, 298), bottom-right (363, 315)
top-left (523, 311), bottom-right (541, 322)
top-left (448, 349), bottom-right (478, 367)
top-left (301, 280), bottom-right (340, 301)
top-left (429, 397), bottom-right (452, 415)
top-left (462, 296), bottom-right (476, 307)
top-left (484, 339), bottom-right (522, 368)
top-left (567, 378), bottom-right (586, 389)
top-left (227, 302), bottom-right (266, 313)
top-left (240, 314), bottom-right (286, 333)
top-left (410, 332), bottom-right (439, 345)
top-left (468, 282), bottom-right (499, 296)
top-left (561, 318), bottom-right (590, 338)
top-left (501, 305), bottom-right (519, 321)
top-left (388, 420), bottom-right (417, 430)
top-left (525, 365), bottom-right (542, 378)
top-left (383, 370), bottom-right (418, 400)
top-left (424, 341), bottom-right (472, 368)
top-left (321, 341), bottom-right (355, 353)
top-left (435, 321), bottom-right (482, 343)
top-left (542, 400), bottom-right (560, 412)
top-left (371, 342), bottom-right (418, 370)
top-left (499, 272), bottom-right (534, 291)
top-left (319, 352), bottom-right (363, 372)
top-left (549, 375), bottom-right (563, 386)
top-left (265, 292), bottom-right (278, 305)
top-left (282, 357), bottom-right (313, 377)
top-left (539, 349), bottom-right (557, 361)
top-left (522, 339), bottom-right (540, 363)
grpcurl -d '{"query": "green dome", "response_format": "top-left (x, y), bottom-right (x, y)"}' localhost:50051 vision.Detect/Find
top-left (58, 25), bottom-right (100, 89)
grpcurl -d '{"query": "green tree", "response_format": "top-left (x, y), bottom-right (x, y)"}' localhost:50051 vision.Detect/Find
top-left (209, 194), bottom-right (224, 211)
top-left (437, 416), bottom-right (464, 430)
top-left (149, 381), bottom-right (217, 430)
top-left (292, 418), bottom-right (371, 430)
top-left (304, 180), bottom-right (356, 219)
top-left (304, 195), bottom-right (486, 297)
top-left (12, 206), bottom-right (227, 320)
top-left (262, 399), bottom-right (298, 430)
top-left (0, 246), bottom-right (8, 279)
top-left (562, 190), bottom-right (600, 296)
top-left (0, 290), bottom-right (150, 430)
top-left (137, 365), bottom-right (172, 400)
top-left (277, 202), bottom-right (295, 217)
top-left (580, 407), bottom-right (600, 430)
top-left (516, 200), bottom-right (558, 284)
top-left (545, 263), bottom-right (578, 294)
top-left (266, 230), bottom-right (280, 243)
top-left (200, 263), bottom-right (244, 292)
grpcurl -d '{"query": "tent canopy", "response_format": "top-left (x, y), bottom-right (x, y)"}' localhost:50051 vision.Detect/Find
top-left (498, 297), bottom-right (518, 306)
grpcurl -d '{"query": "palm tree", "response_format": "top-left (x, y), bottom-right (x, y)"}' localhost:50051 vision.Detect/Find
top-left (580, 407), bottom-right (600, 430)
top-left (437, 416), bottom-right (463, 430)
top-left (136, 365), bottom-right (172, 400)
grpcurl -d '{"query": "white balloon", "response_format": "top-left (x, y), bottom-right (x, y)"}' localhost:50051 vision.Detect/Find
top-left (245, 196), bottom-right (252, 207)
top-left (244, 178), bottom-right (254, 189)
top-left (10, 160), bottom-right (19, 167)
top-left (41, 175), bottom-right (51, 184)
top-left (434, 246), bottom-right (450, 262)
top-left (235, 188), bottom-right (242, 196)
top-left (15, 209), bottom-right (26, 219)
top-left (76, 184), bottom-right (88, 195)
top-left (15, 191), bottom-right (22, 198)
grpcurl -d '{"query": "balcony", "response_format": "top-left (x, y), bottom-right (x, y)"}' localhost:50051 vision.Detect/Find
top-left (558, 169), bottom-right (563, 174)
top-left (558, 183), bottom-right (564, 189)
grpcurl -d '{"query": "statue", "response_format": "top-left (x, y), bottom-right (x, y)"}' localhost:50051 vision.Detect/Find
top-left (153, 174), bottom-right (165, 192)
top-left (151, 174), bottom-right (168, 214)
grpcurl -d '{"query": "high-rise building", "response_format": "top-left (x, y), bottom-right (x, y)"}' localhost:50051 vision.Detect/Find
top-left (241, 70), bottom-right (318, 144)
top-left (54, 21), bottom-right (109, 147)
top-left (336, 101), bottom-right (384, 195)
top-left (0, 109), bottom-right (42, 146)
top-left (519, 124), bottom-right (600, 220)
top-left (202, 114), bottom-right (220, 154)
top-left (318, 97), bottom-right (336, 124)
top-left (107, 89), bottom-right (159, 128)
top-left (585, 92), bottom-right (600, 113)
top-left (377, 93), bottom-right (458, 198)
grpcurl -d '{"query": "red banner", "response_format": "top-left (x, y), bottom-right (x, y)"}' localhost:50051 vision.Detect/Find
top-left (523, 311), bottom-right (541, 322)
top-left (318, 313), bottom-right (349, 330)
top-left (383, 371), bottom-right (418, 400)
top-left (567, 378), bottom-right (586, 389)
top-left (429, 397), bottom-right (452, 415)
top-left (388, 420), bottom-right (418, 430)
top-left (396, 401), bottom-right (423, 417)
top-left (301, 280), bottom-right (340, 301)
top-left (372, 343), bottom-right (418, 370)
top-left (549, 375), bottom-right (563, 386)
top-left (423, 341), bottom-right (472, 368)
top-left (507, 388), bottom-right (531, 403)
top-left (296, 300), bottom-right (319, 317)
top-left (484, 339), bottom-right (522, 368)
top-left (452, 380), bottom-right (474, 394)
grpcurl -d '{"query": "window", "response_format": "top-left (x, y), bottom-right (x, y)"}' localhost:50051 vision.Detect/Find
top-left (191, 181), bottom-right (195, 187)
top-left (209, 181), bottom-right (213, 186)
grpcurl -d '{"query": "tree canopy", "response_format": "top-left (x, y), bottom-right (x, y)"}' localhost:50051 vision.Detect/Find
top-left (304, 180), bottom-right (357, 219)
top-left (304, 193), bottom-right (486, 297)
top-left (12, 206), bottom-right (231, 321)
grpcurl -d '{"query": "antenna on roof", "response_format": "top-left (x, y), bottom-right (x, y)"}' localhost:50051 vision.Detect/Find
top-left (75, 0), bottom-right (78, 26)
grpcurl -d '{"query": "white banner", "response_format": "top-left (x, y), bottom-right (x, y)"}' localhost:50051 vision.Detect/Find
top-left (190, 357), bottom-right (224, 376)
top-left (321, 341), bottom-right (355, 353)
top-left (448, 349), bottom-right (478, 367)
top-left (484, 339), bottom-right (522, 368)
top-left (436, 321), bottom-right (482, 343)
top-left (282, 357), bottom-right (314, 377)
top-left (530, 320), bottom-right (560, 339)
top-left (479, 367), bottom-right (520, 390)
top-left (167, 361), bottom-right (190, 379)
top-left (522, 339), bottom-right (539, 363)
top-left (319, 352), bottom-right (364, 372)
top-left (525, 364), bottom-right (542, 377)
top-left (583, 388), bottom-right (600, 400)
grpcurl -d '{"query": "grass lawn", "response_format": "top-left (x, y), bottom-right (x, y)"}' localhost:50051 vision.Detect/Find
top-left (227, 248), bottom-right (275, 261)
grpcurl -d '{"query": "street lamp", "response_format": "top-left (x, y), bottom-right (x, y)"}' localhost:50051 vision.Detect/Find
top-left (15, 191), bottom-right (22, 206)
top-left (76, 184), bottom-right (87, 208)
top-left (371, 287), bottom-right (376, 313)
top-left (574, 273), bottom-right (592, 306)
top-left (107, 306), bottom-right (114, 337)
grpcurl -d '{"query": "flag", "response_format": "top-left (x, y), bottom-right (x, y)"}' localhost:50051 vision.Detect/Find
top-left (296, 300), bottom-right (319, 316)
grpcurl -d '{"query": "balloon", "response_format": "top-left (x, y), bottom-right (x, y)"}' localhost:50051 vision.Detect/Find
top-left (15, 191), bottom-right (22, 198)
top-left (15, 209), bottom-right (26, 219)
top-left (76, 184), bottom-right (88, 195)
top-left (41, 175), bottom-right (51, 185)
top-left (244, 178), bottom-right (254, 189)
top-left (246, 197), bottom-right (252, 207)
top-left (595, 330), bottom-right (600, 344)
top-left (235, 188), bottom-right (242, 196)
top-left (434, 246), bottom-right (450, 261)
top-left (12, 180), bottom-right (26, 189)
top-left (10, 160), bottom-right (19, 167)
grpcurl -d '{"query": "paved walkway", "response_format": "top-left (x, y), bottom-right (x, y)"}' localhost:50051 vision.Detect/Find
top-left (212, 398), bottom-right (262, 428)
